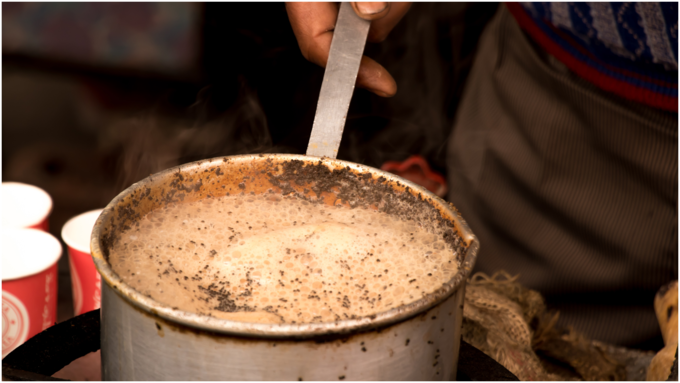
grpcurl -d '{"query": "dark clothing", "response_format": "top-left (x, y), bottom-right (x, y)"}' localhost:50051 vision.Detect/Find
top-left (447, 5), bottom-right (677, 346)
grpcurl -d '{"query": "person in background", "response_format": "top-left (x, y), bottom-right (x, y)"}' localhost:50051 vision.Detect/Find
top-left (286, 2), bottom-right (677, 349)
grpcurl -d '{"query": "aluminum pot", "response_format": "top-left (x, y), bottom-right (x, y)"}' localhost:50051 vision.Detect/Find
top-left (91, 154), bottom-right (478, 380)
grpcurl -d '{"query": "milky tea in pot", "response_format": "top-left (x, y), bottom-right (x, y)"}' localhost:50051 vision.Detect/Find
top-left (92, 155), bottom-right (478, 380)
top-left (109, 192), bottom-right (460, 324)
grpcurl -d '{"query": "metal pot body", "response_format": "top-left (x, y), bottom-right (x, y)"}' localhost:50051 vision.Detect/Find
top-left (92, 154), bottom-right (478, 381)
top-left (101, 282), bottom-right (465, 380)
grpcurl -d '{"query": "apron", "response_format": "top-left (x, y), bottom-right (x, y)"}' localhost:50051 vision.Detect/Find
top-left (447, 5), bottom-right (678, 346)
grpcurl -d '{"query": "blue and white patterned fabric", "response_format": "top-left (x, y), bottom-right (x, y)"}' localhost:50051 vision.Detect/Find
top-left (522, 2), bottom-right (677, 70)
top-left (508, 2), bottom-right (678, 111)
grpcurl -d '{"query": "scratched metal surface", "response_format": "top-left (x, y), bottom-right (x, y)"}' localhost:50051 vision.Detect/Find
top-left (306, 2), bottom-right (370, 159)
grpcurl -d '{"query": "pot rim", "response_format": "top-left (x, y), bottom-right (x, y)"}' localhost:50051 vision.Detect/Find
top-left (91, 154), bottom-right (478, 339)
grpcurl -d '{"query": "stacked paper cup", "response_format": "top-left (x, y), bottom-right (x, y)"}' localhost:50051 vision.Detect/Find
top-left (1, 182), bottom-right (52, 231)
top-left (1, 182), bottom-right (60, 358)
top-left (61, 209), bottom-right (104, 316)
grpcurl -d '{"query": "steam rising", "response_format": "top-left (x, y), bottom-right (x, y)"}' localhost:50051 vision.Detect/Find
top-left (111, 78), bottom-right (271, 192)
top-left (106, 3), bottom-right (499, 192)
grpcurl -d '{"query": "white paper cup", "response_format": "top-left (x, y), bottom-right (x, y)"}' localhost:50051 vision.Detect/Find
top-left (1, 182), bottom-right (53, 231)
top-left (61, 209), bottom-right (104, 316)
top-left (2, 228), bottom-right (62, 358)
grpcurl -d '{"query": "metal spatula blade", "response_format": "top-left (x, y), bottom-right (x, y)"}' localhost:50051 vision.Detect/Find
top-left (306, 2), bottom-right (371, 159)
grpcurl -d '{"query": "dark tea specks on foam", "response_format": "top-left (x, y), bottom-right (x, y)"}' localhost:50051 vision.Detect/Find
top-left (109, 194), bottom-right (459, 324)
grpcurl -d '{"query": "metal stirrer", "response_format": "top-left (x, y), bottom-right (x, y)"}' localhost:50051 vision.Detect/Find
top-left (306, 2), bottom-right (371, 159)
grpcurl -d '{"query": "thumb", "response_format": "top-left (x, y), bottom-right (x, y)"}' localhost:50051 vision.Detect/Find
top-left (351, 2), bottom-right (390, 20)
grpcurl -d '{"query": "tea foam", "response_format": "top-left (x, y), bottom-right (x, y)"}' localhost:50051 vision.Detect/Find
top-left (109, 194), bottom-right (459, 324)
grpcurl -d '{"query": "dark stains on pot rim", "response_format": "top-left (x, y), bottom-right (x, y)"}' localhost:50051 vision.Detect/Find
top-left (91, 154), bottom-right (477, 337)
top-left (128, 293), bottom-right (446, 348)
top-left (264, 159), bottom-right (466, 259)
top-left (97, 155), bottom-right (469, 259)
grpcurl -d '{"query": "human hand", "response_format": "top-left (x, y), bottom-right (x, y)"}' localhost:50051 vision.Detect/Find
top-left (286, 2), bottom-right (411, 97)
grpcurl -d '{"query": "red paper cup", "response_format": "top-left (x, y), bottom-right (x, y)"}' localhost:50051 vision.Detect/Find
top-left (2, 228), bottom-right (61, 358)
top-left (1, 182), bottom-right (52, 231)
top-left (61, 209), bottom-right (104, 316)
